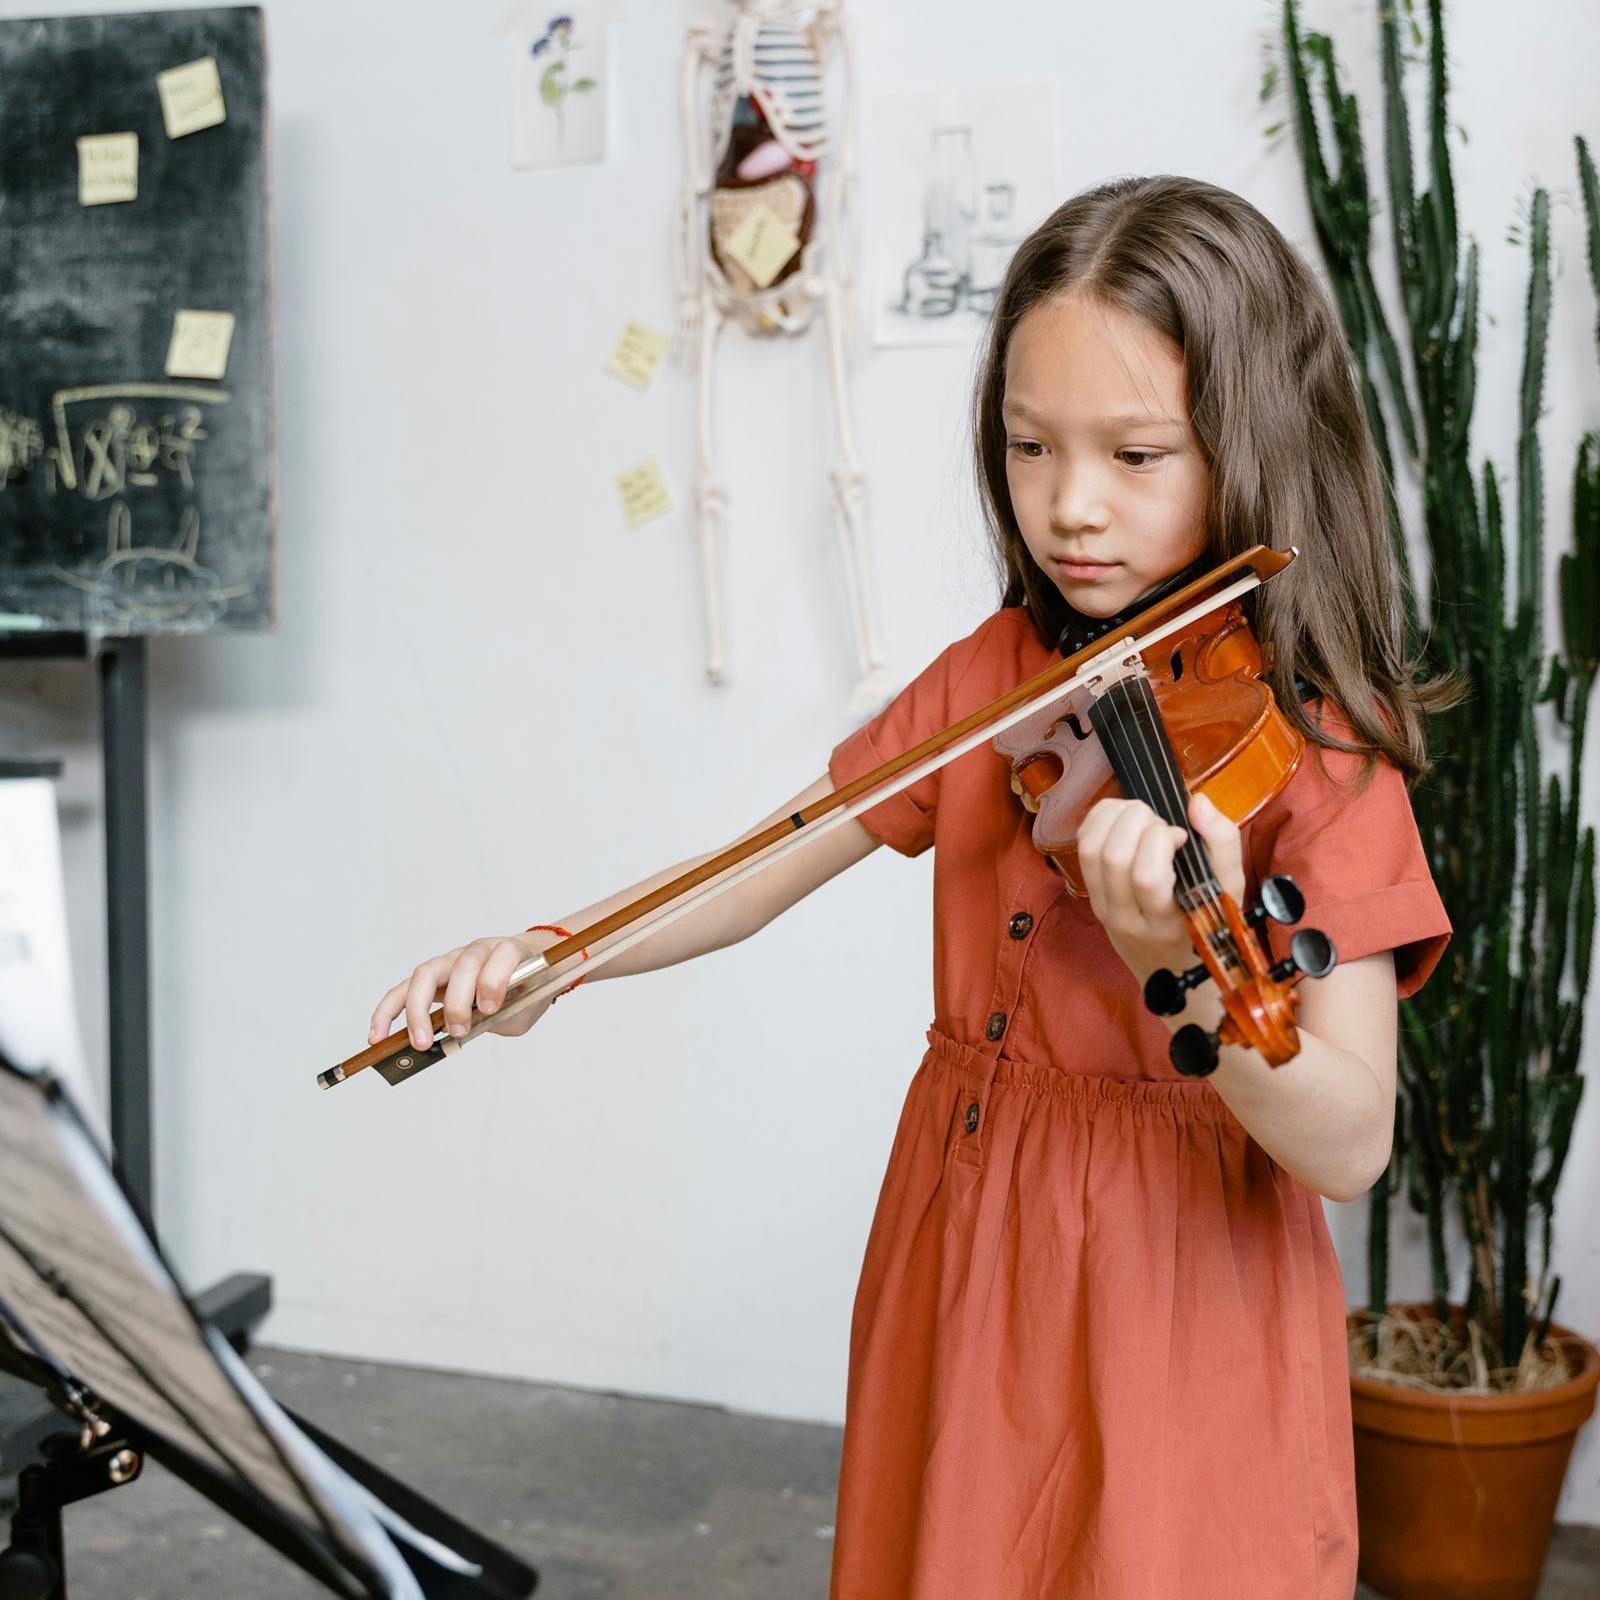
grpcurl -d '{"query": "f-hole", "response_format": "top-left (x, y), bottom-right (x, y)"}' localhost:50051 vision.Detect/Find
top-left (1169, 646), bottom-right (1184, 681)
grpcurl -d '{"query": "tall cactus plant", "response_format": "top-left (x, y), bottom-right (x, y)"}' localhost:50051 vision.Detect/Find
top-left (1273, 0), bottom-right (1598, 1377)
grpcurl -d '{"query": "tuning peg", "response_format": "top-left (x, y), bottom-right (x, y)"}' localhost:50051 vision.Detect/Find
top-left (1143, 960), bottom-right (1212, 1017)
top-left (1244, 874), bottom-right (1306, 929)
top-left (1170, 1023), bottom-right (1220, 1077)
top-left (1268, 927), bottom-right (1338, 983)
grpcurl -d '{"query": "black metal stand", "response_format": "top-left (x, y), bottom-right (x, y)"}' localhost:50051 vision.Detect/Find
top-left (0, 1426), bottom-right (144, 1600)
top-left (0, 1324), bottom-right (539, 1600)
top-left (98, 637), bottom-right (152, 1210)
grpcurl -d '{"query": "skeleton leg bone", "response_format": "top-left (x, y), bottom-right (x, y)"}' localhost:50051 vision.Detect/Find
top-left (695, 296), bottom-right (732, 686)
top-left (819, 274), bottom-right (895, 716)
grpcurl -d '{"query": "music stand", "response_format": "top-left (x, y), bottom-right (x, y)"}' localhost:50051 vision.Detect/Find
top-left (0, 1050), bottom-right (538, 1599)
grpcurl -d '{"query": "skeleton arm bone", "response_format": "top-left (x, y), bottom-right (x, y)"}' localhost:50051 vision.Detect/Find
top-left (819, 4), bottom-right (864, 357)
top-left (672, 22), bottom-right (718, 365)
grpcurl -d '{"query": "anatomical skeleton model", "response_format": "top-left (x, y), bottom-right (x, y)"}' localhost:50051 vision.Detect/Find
top-left (672, 0), bottom-right (893, 714)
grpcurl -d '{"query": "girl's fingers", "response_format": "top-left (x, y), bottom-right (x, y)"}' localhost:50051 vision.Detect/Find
top-left (476, 938), bottom-right (530, 1015)
top-left (1128, 816), bottom-right (1188, 925)
top-left (440, 945), bottom-right (493, 1039)
top-left (1080, 795), bottom-right (1246, 948)
top-left (1096, 801), bottom-right (1162, 929)
top-left (400, 953), bottom-right (459, 1049)
top-left (368, 937), bottom-right (552, 1054)
top-left (1189, 791), bottom-right (1245, 902)
top-left (369, 982), bottom-right (409, 1043)
top-left (1080, 798), bottom-right (1189, 937)
top-left (1076, 797), bottom-right (1117, 909)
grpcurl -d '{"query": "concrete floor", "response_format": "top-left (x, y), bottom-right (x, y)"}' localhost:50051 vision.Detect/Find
top-left (22, 1346), bottom-right (1597, 1598)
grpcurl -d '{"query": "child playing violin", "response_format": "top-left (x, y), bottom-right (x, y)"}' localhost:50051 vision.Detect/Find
top-left (370, 174), bottom-right (1455, 1599)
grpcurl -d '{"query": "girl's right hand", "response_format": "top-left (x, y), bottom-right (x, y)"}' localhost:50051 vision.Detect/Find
top-left (369, 929), bottom-right (568, 1052)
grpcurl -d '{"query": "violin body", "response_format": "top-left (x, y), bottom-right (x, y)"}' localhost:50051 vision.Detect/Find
top-left (993, 600), bottom-right (1303, 894)
top-left (991, 587), bottom-right (1337, 1075)
top-left (998, 601), bottom-right (1299, 896)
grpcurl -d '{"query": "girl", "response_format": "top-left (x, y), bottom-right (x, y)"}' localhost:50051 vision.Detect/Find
top-left (370, 174), bottom-right (1455, 1599)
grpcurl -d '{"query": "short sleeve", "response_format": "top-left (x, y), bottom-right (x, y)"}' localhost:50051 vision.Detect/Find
top-left (1244, 705), bottom-right (1452, 1000)
top-left (827, 611), bottom-right (1012, 857)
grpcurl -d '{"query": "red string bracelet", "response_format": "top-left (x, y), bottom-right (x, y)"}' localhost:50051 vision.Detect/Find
top-left (525, 923), bottom-right (589, 1001)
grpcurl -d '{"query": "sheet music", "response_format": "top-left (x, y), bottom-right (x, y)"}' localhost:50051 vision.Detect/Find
top-left (0, 1059), bottom-right (433, 1598)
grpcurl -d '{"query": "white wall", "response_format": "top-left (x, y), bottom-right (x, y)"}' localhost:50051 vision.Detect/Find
top-left (3, 0), bottom-right (1598, 1524)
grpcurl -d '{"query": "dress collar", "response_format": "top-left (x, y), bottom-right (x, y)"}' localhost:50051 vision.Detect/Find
top-left (1054, 552), bottom-right (1212, 660)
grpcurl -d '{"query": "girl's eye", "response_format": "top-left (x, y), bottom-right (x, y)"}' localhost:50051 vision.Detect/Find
top-left (1118, 449), bottom-right (1166, 468)
top-left (1007, 440), bottom-right (1044, 459)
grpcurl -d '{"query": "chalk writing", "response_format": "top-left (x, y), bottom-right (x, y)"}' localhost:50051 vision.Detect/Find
top-left (0, 406), bottom-right (43, 487)
top-left (47, 385), bottom-right (226, 497)
top-left (52, 500), bottom-right (252, 633)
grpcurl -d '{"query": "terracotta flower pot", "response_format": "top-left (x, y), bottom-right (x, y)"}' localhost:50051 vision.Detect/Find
top-left (1347, 1304), bottom-right (1600, 1600)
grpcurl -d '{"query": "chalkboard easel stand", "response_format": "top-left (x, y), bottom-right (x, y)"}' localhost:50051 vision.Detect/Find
top-left (0, 631), bottom-right (269, 1349)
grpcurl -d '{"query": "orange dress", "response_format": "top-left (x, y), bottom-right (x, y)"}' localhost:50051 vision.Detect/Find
top-left (825, 606), bottom-right (1452, 1600)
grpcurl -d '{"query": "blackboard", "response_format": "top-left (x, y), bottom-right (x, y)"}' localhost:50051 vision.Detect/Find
top-left (0, 6), bottom-right (274, 638)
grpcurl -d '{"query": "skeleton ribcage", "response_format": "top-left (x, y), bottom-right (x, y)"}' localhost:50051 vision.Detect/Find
top-left (709, 13), bottom-right (829, 168)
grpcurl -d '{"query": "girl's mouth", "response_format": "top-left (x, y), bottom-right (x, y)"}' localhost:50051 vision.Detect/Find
top-left (1056, 557), bottom-right (1120, 579)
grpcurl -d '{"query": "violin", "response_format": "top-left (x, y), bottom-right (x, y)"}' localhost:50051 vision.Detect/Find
top-left (317, 544), bottom-right (1334, 1093)
top-left (992, 551), bottom-right (1336, 1076)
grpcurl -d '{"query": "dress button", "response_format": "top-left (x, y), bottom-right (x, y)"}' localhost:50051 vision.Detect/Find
top-left (964, 1101), bottom-right (980, 1134)
top-left (1008, 912), bottom-right (1033, 940)
top-left (985, 1011), bottom-right (1007, 1041)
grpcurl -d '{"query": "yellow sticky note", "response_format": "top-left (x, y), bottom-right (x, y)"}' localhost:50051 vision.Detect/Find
top-left (165, 310), bottom-right (236, 380)
top-left (76, 132), bottom-right (139, 206)
top-left (157, 57), bottom-right (227, 139)
top-left (605, 321), bottom-right (671, 390)
top-left (615, 458), bottom-right (672, 529)
top-left (723, 205), bottom-right (801, 289)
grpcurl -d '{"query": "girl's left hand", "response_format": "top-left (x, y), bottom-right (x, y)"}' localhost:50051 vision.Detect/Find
top-left (1078, 791), bottom-right (1247, 994)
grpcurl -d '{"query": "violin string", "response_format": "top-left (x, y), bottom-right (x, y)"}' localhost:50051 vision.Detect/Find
top-left (1148, 677), bottom-right (1228, 938)
top-left (1094, 677), bottom-right (1202, 900)
top-left (1100, 675), bottom-right (1203, 902)
top-left (1132, 675), bottom-right (1216, 901)
top-left (1095, 673), bottom-right (1228, 953)
top-left (1126, 673), bottom-right (1232, 946)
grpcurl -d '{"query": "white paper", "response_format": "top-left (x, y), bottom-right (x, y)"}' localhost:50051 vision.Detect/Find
top-left (871, 83), bottom-right (1059, 349)
top-left (511, 7), bottom-right (609, 169)
top-left (0, 778), bottom-right (100, 1145)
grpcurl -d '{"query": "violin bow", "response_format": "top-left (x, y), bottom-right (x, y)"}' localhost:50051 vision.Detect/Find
top-left (319, 545), bottom-right (1297, 1090)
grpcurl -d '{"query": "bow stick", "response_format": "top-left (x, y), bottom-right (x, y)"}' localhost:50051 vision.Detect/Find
top-left (319, 545), bottom-right (1297, 1090)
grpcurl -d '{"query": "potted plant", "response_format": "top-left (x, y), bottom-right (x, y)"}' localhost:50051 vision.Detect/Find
top-left (1270, 2), bottom-right (1599, 1596)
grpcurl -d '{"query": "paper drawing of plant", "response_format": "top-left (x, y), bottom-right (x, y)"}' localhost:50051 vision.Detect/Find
top-left (531, 15), bottom-right (597, 145)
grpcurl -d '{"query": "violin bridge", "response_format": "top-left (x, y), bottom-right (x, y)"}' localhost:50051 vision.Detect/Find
top-left (1079, 636), bottom-right (1145, 686)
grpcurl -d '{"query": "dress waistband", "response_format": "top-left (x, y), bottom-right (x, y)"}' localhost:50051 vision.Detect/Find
top-left (921, 1025), bottom-right (1241, 1125)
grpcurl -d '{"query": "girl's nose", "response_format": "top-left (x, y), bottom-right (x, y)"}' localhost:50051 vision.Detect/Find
top-left (1051, 466), bottom-right (1111, 532)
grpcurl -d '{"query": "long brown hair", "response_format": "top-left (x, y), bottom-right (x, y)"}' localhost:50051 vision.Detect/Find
top-left (971, 174), bottom-right (1463, 786)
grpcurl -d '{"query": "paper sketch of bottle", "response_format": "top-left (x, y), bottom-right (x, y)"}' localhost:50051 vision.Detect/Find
top-left (923, 126), bottom-right (977, 299)
top-left (900, 229), bottom-right (960, 316)
top-left (966, 182), bottom-right (1021, 313)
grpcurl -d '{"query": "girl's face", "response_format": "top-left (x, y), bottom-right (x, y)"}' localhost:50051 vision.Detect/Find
top-left (1002, 291), bottom-right (1210, 618)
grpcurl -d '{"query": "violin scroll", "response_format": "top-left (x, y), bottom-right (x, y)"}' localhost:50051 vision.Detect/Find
top-left (1145, 872), bottom-right (1340, 1077)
